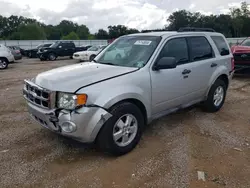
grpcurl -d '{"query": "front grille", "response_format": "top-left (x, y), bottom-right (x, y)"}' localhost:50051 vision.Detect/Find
top-left (23, 80), bottom-right (54, 109)
top-left (234, 53), bottom-right (250, 61)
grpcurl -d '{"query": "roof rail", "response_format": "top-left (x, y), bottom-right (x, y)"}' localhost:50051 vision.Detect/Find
top-left (178, 27), bottom-right (215, 32)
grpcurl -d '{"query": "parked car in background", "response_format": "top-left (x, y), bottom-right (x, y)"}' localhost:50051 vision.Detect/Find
top-left (8, 46), bottom-right (26, 56)
top-left (23, 28), bottom-right (234, 155)
top-left (8, 46), bottom-right (22, 60)
top-left (0, 44), bottom-right (14, 69)
top-left (25, 43), bottom-right (52, 58)
top-left (73, 45), bottom-right (107, 61)
top-left (231, 37), bottom-right (250, 70)
top-left (80, 45), bottom-right (92, 50)
top-left (37, 41), bottom-right (87, 61)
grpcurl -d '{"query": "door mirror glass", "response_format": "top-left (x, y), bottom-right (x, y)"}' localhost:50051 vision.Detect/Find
top-left (154, 57), bottom-right (177, 70)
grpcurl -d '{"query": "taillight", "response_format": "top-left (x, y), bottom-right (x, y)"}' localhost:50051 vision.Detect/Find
top-left (231, 57), bottom-right (235, 71)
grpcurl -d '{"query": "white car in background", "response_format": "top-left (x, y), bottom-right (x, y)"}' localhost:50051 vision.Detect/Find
top-left (0, 44), bottom-right (15, 70)
top-left (73, 45), bottom-right (107, 62)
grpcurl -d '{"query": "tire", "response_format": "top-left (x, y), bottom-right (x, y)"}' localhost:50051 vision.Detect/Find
top-left (97, 102), bottom-right (145, 156)
top-left (28, 52), bottom-right (32, 58)
top-left (89, 55), bottom-right (96, 62)
top-left (202, 79), bottom-right (227, 112)
top-left (48, 53), bottom-right (56, 61)
top-left (0, 57), bottom-right (9, 70)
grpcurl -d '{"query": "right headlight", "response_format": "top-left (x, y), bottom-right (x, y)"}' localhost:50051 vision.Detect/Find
top-left (57, 92), bottom-right (87, 110)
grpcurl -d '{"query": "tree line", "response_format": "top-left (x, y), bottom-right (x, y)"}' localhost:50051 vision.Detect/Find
top-left (0, 1), bottom-right (249, 40)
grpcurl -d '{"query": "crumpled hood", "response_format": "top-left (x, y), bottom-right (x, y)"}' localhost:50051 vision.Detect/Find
top-left (231, 45), bottom-right (250, 53)
top-left (34, 62), bottom-right (138, 92)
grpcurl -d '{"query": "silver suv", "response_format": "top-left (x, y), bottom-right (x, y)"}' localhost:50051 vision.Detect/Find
top-left (23, 28), bottom-right (234, 155)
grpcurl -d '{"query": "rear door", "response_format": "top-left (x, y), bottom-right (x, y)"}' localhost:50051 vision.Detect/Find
top-left (66, 43), bottom-right (75, 56)
top-left (184, 36), bottom-right (216, 96)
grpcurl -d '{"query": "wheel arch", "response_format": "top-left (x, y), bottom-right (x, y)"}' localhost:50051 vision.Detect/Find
top-left (0, 57), bottom-right (9, 63)
top-left (108, 98), bottom-right (148, 125)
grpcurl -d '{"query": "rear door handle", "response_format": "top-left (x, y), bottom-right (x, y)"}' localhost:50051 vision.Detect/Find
top-left (211, 63), bottom-right (217, 67)
top-left (182, 69), bottom-right (191, 75)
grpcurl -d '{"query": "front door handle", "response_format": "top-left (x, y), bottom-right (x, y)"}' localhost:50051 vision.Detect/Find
top-left (182, 69), bottom-right (191, 75)
top-left (211, 63), bottom-right (217, 67)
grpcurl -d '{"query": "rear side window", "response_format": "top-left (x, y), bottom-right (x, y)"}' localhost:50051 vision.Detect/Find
top-left (188, 36), bottom-right (214, 61)
top-left (211, 36), bottom-right (230, 56)
top-left (159, 38), bottom-right (189, 64)
top-left (67, 43), bottom-right (75, 48)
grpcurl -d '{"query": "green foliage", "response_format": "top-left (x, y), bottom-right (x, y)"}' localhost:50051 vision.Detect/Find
top-left (61, 31), bottom-right (79, 40)
top-left (0, 1), bottom-right (250, 40)
top-left (76, 25), bottom-right (90, 39)
top-left (166, 1), bottom-right (250, 37)
top-left (87, 34), bottom-right (95, 40)
top-left (18, 23), bottom-right (46, 40)
top-left (95, 29), bottom-right (109, 39)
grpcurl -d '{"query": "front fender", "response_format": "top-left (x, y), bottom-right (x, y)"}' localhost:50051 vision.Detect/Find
top-left (78, 85), bottom-right (151, 119)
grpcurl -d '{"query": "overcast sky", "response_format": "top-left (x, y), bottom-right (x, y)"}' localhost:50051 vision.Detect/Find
top-left (0, 0), bottom-right (248, 32)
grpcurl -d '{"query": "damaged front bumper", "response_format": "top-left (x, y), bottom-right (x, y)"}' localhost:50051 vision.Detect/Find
top-left (27, 102), bottom-right (112, 143)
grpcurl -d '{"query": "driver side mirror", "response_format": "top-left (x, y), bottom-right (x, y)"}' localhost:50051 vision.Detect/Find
top-left (153, 57), bottom-right (177, 70)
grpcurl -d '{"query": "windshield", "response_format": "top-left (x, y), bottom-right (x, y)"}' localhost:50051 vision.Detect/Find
top-left (50, 42), bottom-right (59, 48)
top-left (36, 44), bottom-right (43, 49)
top-left (241, 38), bottom-right (250, 46)
top-left (95, 35), bottom-right (161, 68)
top-left (87, 46), bottom-right (99, 51)
top-left (43, 43), bottom-right (52, 47)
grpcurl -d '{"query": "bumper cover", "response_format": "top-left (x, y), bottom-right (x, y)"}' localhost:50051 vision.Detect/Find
top-left (26, 102), bottom-right (112, 143)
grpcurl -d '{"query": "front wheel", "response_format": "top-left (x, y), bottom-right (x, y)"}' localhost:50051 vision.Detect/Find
top-left (201, 79), bottom-right (227, 112)
top-left (97, 102), bottom-right (144, 156)
top-left (48, 53), bottom-right (56, 61)
top-left (0, 58), bottom-right (9, 70)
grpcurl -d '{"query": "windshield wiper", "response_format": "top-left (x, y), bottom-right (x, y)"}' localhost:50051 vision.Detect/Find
top-left (98, 61), bottom-right (116, 66)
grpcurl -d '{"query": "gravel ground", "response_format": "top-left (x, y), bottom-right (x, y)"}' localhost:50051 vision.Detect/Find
top-left (0, 58), bottom-right (250, 188)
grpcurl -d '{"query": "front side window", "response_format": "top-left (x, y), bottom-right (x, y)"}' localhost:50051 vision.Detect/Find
top-left (158, 37), bottom-right (189, 64)
top-left (95, 35), bottom-right (161, 68)
top-left (188, 36), bottom-right (214, 61)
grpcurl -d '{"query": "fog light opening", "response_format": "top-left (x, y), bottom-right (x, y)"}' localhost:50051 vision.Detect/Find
top-left (61, 121), bottom-right (77, 133)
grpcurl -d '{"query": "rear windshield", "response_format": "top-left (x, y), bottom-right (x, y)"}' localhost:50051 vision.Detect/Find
top-left (211, 36), bottom-right (230, 56)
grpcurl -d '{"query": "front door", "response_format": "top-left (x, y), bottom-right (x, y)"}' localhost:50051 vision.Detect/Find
top-left (150, 37), bottom-right (194, 115)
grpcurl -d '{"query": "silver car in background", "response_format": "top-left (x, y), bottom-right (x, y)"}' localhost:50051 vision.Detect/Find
top-left (23, 28), bottom-right (234, 156)
top-left (8, 46), bottom-right (22, 60)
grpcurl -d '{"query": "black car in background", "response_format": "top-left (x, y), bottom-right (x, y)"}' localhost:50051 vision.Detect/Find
top-left (25, 43), bottom-right (52, 58)
top-left (37, 41), bottom-right (87, 61)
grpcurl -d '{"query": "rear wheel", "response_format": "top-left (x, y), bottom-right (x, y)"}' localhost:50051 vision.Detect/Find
top-left (48, 53), bottom-right (56, 61)
top-left (0, 58), bottom-right (9, 70)
top-left (201, 79), bottom-right (227, 112)
top-left (97, 102), bottom-right (144, 156)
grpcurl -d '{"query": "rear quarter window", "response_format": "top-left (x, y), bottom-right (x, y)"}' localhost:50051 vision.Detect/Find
top-left (211, 36), bottom-right (230, 56)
